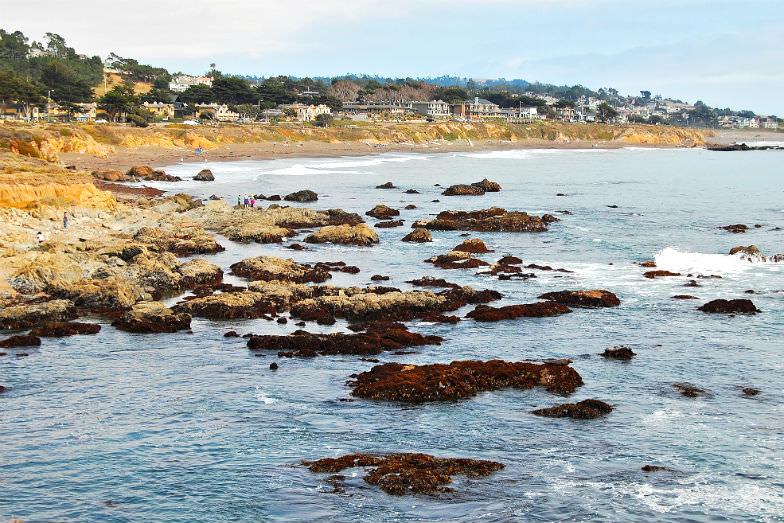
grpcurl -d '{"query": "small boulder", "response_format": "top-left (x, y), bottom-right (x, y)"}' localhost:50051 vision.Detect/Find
top-left (401, 228), bottom-right (432, 243)
top-left (284, 190), bottom-right (318, 202)
top-left (471, 179), bottom-right (501, 192)
top-left (538, 290), bottom-right (620, 308)
top-left (375, 220), bottom-right (404, 228)
top-left (643, 270), bottom-right (681, 279)
top-left (112, 302), bottom-right (192, 333)
top-left (0, 300), bottom-right (77, 330)
top-left (442, 184), bottom-right (485, 196)
top-left (452, 238), bottom-right (491, 253)
top-left (721, 224), bottom-right (747, 233)
top-left (376, 181), bottom-right (396, 189)
top-left (92, 169), bottom-right (127, 182)
top-left (366, 204), bottom-right (400, 220)
top-left (304, 224), bottom-right (379, 246)
top-left (742, 387), bottom-right (760, 396)
top-left (194, 169), bottom-right (214, 181)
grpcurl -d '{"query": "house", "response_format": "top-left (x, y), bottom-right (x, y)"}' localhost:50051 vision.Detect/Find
top-left (409, 100), bottom-right (450, 118)
top-left (451, 98), bottom-right (503, 120)
top-left (169, 75), bottom-right (213, 93)
top-left (0, 104), bottom-right (39, 121)
top-left (142, 101), bottom-right (175, 120)
top-left (195, 103), bottom-right (240, 121)
top-left (556, 106), bottom-right (576, 121)
top-left (342, 101), bottom-right (411, 116)
top-left (282, 102), bottom-right (331, 122)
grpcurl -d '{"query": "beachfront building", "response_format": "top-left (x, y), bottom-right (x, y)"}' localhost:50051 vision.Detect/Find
top-left (342, 101), bottom-right (412, 116)
top-left (409, 100), bottom-right (450, 118)
top-left (142, 101), bottom-right (175, 120)
top-left (282, 103), bottom-right (331, 122)
top-left (450, 98), bottom-right (503, 120)
top-left (195, 103), bottom-right (240, 122)
top-left (169, 75), bottom-right (214, 93)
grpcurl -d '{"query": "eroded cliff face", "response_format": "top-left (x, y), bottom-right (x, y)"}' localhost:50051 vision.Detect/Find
top-left (0, 181), bottom-right (116, 210)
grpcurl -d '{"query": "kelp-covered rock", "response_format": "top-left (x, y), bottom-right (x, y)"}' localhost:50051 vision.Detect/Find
top-left (366, 204), bottom-right (400, 220)
top-left (304, 224), bottom-right (379, 246)
top-left (401, 228), bottom-right (432, 243)
top-left (471, 178), bottom-right (501, 192)
top-left (246, 281), bottom-right (314, 310)
top-left (126, 165), bottom-right (181, 182)
top-left (0, 299), bottom-right (77, 330)
top-left (178, 259), bottom-right (224, 288)
top-left (467, 302), bottom-right (571, 322)
top-left (223, 224), bottom-right (294, 244)
top-left (643, 270), bottom-right (681, 279)
top-left (538, 289), bottom-right (620, 308)
top-left (304, 453), bottom-right (504, 496)
top-left (230, 256), bottom-right (331, 284)
top-left (442, 184), bottom-right (485, 196)
top-left (132, 226), bottom-right (224, 256)
top-left (349, 359), bottom-right (584, 401)
top-left (375, 220), bottom-right (404, 228)
top-left (29, 322), bottom-right (101, 337)
top-left (284, 190), bottom-right (318, 202)
top-left (406, 276), bottom-right (459, 289)
top-left (414, 207), bottom-right (556, 233)
top-left (673, 383), bottom-right (706, 398)
top-left (721, 224), bottom-right (747, 233)
top-left (112, 301), bottom-right (191, 333)
top-left (698, 298), bottom-right (759, 314)
top-left (426, 250), bottom-right (489, 270)
top-left (531, 399), bottom-right (613, 419)
top-left (173, 291), bottom-right (276, 320)
top-left (0, 334), bottom-right (41, 348)
top-left (248, 323), bottom-right (443, 357)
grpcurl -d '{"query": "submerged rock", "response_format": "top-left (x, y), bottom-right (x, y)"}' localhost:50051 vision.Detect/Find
top-left (742, 387), bottom-right (760, 396)
top-left (0, 300), bottom-right (77, 330)
top-left (538, 289), bottom-right (620, 308)
top-left (375, 181), bottom-right (396, 189)
top-left (531, 399), bottom-right (613, 419)
top-left (426, 250), bottom-right (489, 270)
top-left (304, 453), bottom-right (504, 496)
top-left (698, 298), bottom-right (759, 314)
top-left (0, 334), bottom-right (41, 348)
top-left (721, 224), bottom-right (748, 233)
top-left (467, 302), bottom-right (571, 321)
top-left (673, 383), bottom-right (706, 398)
top-left (415, 207), bottom-right (556, 233)
top-left (304, 224), bottom-right (379, 246)
top-left (349, 359), bottom-right (584, 401)
top-left (284, 190), bottom-right (318, 202)
top-left (29, 322), bottom-right (101, 337)
top-left (375, 220), bottom-right (404, 228)
top-left (643, 270), bottom-right (681, 279)
top-left (401, 228), bottom-right (432, 243)
top-left (641, 465), bottom-right (677, 473)
top-left (174, 291), bottom-right (276, 320)
top-left (112, 302), bottom-right (191, 333)
top-left (366, 204), bottom-right (400, 220)
top-left (248, 323), bottom-right (443, 357)
top-left (599, 345), bottom-right (635, 360)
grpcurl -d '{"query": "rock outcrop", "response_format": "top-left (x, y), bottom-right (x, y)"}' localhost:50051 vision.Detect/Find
top-left (531, 399), bottom-right (613, 419)
top-left (414, 207), bottom-right (557, 233)
top-left (698, 298), bottom-right (759, 314)
top-left (599, 346), bottom-right (635, 360)
top-left (284, 190), bottom-right (318, 202)
top-left (401, 228), bottom-right (432, 243)
top-left (304, 224), bottom-right (379, 246)
top-left (304, 453), bottom-right (504, 496)
top-left (126, 166), bottom-right (181, 182)
top-left (230, 255), bottom-right (331, 283)
top-left (366, 204), bottom-right (400, 220)
top-left (193, 169), bottom-right (214, 181)
top-left (467, 302), bottom-right (571, 321)
top-left (349, 360), bottom-right (584, 401)
top-left (451, 238), bottom-right (491, 253)
top-left (0, 334), bottom-right (41, 348)
top-left (538, 290), bottom-right (620, 308)
top-left (29, 322), bottom-right (101, 337)
top-left (0, 300), bottom-right (77, 330)
top-left (442, 179), bottom-right (501, 196)
top-left (112, 301), bottom-right (192, 333)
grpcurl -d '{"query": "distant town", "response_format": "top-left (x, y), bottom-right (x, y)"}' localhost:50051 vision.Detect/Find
top-left (1, 29), bottom-right (780, 130)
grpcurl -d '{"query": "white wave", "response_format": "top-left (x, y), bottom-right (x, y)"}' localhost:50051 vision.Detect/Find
top-left (309, 154), bottom-right (428, 169)
top-left (255, 386), bottom-right (276, 404)
top-left (262, 164), bottom-right (361, 176)
top-left (654, 247), bottom-right (779, 275)
top-left (460, 148), bottom-right (609, 160)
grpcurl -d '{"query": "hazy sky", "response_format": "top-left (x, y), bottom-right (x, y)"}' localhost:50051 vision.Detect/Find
top-left (5, 0), bottom-right (783, 114)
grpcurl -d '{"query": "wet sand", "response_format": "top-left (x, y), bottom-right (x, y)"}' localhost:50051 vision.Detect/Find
top-left (707, 129), bottom-right (784, 145)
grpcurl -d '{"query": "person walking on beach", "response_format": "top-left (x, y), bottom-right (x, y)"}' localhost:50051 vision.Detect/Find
top-left (63, 211), bottom-right (69, 229)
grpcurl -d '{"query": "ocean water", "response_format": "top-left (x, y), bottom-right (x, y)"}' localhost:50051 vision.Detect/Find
top-left (2, 147), bottom-right (784, 522)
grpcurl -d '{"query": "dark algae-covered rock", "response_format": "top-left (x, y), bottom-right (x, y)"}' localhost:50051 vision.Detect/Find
top-left (247, 323), bottom-right (443, 357)
top-left (0, 300), bottom-right (77, 330)
top-left (349, 359), bottom-right (583, 402)
top-left (643, 270), bottom-right (682, 279)
top-left (467, 302), bottom-right (571, 321)
top-left (673, 383), bottom-right (706, 398)
top-left (414, 207), bottom-right (556, 233)
top-left (304, 453), bottom-right (505, 496)
top-left (284, 190), bottom-right (318, 202)
top-left (0, 335), bottom-right (41, 348)
top-left (599, 345), bottom-right (635, 360)
top-left (112, 302), bottom-right (191, 333)
top-left (401, 228), bottom-right (432, 243)
top-left (366, 204), bottom-right (400, 220)
top-left (538, 289), bottom-right (620, 308)
top-left (698, 299), bottom-right (759, 314)
top-left (193, 169), bottom-right (214, 181)
top-left (531, 399), bottom-right (613, 419)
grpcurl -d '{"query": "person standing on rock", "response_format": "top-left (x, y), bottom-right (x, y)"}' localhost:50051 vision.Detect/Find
top-left (237, 195), bottom-right (242, 208)
top-left (244, 194), bottom-right (249, 208)
top-left (63, 211), bottom-right (69, 229)
top-left (37, 231), bottom-right (45, 243)
top-left (250, 195), bottom-right (255, 208)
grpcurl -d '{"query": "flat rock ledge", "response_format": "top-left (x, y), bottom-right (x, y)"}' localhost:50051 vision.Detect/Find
top-left (698, 298), bottom-right (759, 314)
top-left (304, 453), bottom-right (504, 496)
top-left (0, 300), bottom-right (77, 330)
top-left (112, 302), bottom-right (192, 333)
top-left (413, 207), bottom-right (557, 233)
top-left (467, 302), bottom-right (571, 321)
top-left (304, 224), bottom-right (379, 246)
top-left (349, 359), bottom-right (584, 402)
top-left (531, 399), bottom-right (613, 419)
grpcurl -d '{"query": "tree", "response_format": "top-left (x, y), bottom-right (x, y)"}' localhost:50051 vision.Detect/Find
top-left (432, 86), bottom-right (468, 104)
top-left (140, 87), bottom-right (172, 104)
top-left (640, 90), bottom-right (651, 99)
top-left (211, 76), bottom-right (255, 104)
top-left (326, 80), bottom-right (360, 102)
top-left (179, 83), bottom-right (215, 104)
top-left (597, 102), bottom-right (618, 123)
top-left (312, 113), bottom-right (334, 127)
top-left (98, 85), bottom-right (138, 122)
top-left (39, 61), bottom-right (93, 103)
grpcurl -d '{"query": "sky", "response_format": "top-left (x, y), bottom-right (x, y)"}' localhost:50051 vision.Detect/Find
top-left (4, 0), bottom-right (784, 114)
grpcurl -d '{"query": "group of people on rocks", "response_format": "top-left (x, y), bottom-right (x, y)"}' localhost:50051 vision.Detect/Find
top-left (237, 194), bottom-right (256, 208)
top-left (36, 212), bottom-right (69, 244)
